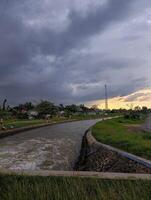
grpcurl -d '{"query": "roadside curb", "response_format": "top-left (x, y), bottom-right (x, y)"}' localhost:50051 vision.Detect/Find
top-left (0, 169), bottom-right (151, 180)
top-left (87, 130), bottom-right (151, 170)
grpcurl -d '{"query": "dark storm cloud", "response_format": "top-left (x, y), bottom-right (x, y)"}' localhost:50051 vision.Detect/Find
top-left (9, 0), bottom-right (134, 56)
top-left (55, 0), bottom-right (133, 54)
top-left (0, 0), bottom-right (150, 105)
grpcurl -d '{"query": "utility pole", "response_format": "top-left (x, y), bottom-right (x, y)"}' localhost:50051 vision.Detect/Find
top-left (105, 84), bottom-right (108, 110)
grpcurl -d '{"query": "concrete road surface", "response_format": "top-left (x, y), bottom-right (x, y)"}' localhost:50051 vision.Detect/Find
top-left (0, 119), bottom-right (100, 171)
top-left (142, 114), bottom-right (151, 132)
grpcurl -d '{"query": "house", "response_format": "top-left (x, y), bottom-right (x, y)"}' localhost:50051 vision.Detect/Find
top-left (28, 111), bottom-right (38, 119)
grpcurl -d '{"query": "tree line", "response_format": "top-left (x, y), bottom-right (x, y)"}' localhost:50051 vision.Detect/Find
top-left (0, 99), bottom-right (150, 120)
top-left (0, 100), bottom-right (101, 119)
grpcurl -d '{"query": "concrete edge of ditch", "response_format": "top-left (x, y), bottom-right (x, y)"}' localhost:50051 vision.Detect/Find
top-left (0, 169), bottom-right (151, 180)
top-left (87, 130), bottom-right (151, 169)
top-left (0, 119), bottom-right (78, 139)
top-left (75, 127), bottom-right (151, 173)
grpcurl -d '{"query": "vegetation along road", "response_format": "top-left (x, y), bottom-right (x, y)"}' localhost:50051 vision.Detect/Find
top-left (0, 119), bottom-right (100, 171)
top-left (92, 115), bottom-right (151, 160)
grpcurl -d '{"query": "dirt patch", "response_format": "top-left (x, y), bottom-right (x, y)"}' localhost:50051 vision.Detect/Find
top-left (124, 124), bottom-right (144, 133)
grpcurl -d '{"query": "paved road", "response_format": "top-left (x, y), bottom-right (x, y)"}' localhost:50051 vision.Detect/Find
top-left (0, 119), bottom-right (100, 171)
top-left (142, 114), bottom-right (151, 132)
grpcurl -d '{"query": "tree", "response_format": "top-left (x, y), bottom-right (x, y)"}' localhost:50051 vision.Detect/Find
top-left (36, 101), bottom-right (58, 117)
top-left (79, 104), bottom-right (89, 113)
top-left (13, 102), bottom-right (34, 112)
top-left (142, 106), bottom-right (148, 114)
top-left (91, 105), bottom-right (99, 111)
top-left (59, 104), bottom-right (64, 111)
top-left (65, 104), bottom-right (79, 114)
top-left (24, 102), bottom-right (34, 111)
top-left (134, 106), bottom-right (141, 111)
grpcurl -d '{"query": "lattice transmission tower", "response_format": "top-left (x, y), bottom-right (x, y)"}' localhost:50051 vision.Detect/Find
top-left (105, 84), bottom-right (108, 110)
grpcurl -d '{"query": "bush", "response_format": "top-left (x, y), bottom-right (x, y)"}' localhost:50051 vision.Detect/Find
top-left (124, 113), bottom-right (141, 120)
top-left (16, 112), bottom-right (28, 119)
top-left (0, 110), bottom-right (12, 120)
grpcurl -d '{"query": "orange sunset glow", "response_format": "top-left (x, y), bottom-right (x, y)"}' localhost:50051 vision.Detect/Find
top-left (87, 87), bottom-right (151, 109)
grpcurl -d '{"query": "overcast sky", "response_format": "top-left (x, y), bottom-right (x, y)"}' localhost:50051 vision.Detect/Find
top-left (0, 0), bottom-right (151, 107)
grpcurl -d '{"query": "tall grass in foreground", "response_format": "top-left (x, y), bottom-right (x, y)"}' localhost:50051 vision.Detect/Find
top-left (0, 174), bottom-right (151, 200)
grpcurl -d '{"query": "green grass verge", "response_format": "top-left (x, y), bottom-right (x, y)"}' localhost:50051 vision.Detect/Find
top-left (2, 116), bottom-right (100, 131)
top-left (3, 118), bottom-right (75, 130)
top-left (2, 114), bottom-right (120, 131)
top-left (4, 119), bottom-right (47, 129)
top-left (0, 174), bottom-right (151, 200)
top-left (3, 116), bottom-right (98, 130)
top-left (92, 117), bottom-right (151, 160)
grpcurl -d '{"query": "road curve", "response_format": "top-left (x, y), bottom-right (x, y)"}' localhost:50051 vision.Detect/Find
top-left (0, 119), bottom-right (100, 171)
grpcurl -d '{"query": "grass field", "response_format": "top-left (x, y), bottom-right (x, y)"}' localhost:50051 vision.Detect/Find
top-left (92, 117), bottom-right (151, 160)
top-left (3, 118), bottom-right (74, 130)
top-left (2, 116), bottom-right (95, 130)
top-left (0, 174), bottom-right (151, 200)
top-left (1, 113), bottom-right (120, 132)
top-left (4, 119), bottom-right (47, 129)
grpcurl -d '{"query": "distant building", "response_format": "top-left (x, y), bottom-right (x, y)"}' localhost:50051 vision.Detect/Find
top-left (59, 111), bottom-right (65, 116)
top-left (28, 111), bottom-right (38, 119)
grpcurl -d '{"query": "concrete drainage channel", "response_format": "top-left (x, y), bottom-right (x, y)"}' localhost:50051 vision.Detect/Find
top-left (0, 120), bottom-right (151, 180)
